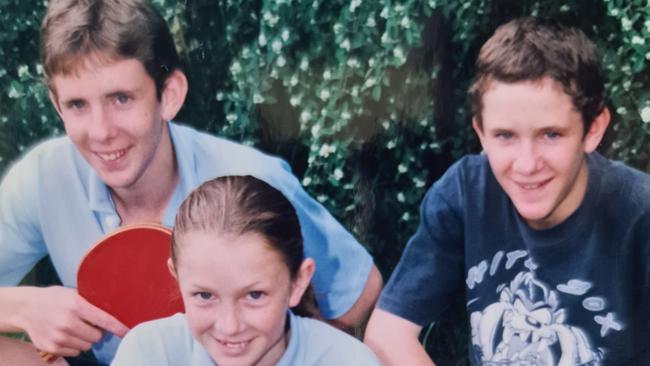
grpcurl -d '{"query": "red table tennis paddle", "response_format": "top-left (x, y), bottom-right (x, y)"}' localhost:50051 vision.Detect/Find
top-left (76, 223), bottom-right (185, 329)
top-left (40, 224), bottom-right (185, 362)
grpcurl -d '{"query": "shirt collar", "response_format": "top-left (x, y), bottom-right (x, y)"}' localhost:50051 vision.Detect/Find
top-left (86, 121), bottom-right (198, 225)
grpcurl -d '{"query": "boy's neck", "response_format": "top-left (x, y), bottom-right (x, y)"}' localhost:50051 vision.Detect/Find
top-left (110, 127), bottom-right (179, 226)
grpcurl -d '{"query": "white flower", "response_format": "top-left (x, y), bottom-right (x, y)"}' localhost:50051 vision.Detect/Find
top-left (646, 20), bottom-right (650, 33)
top-left (302, 176), bottom-right (312, 186)
top-left (276, 55), bottom-right (286, 67)
top-left (413, 178), bottom-right (425, 188)
top-left (350, 0), bottom-right (362, 13)
top-left (341, 38), bottom-right (351, 51)
top-left (290, 75), bottom-right (299, 86)
top-left (396, 192), bottom-right (405, 202)
top-left (226, 114), bottom-right (238, 122)
top-left (281, 29), bottom-right (290, 41)
top-left (18, 65), bottom-right (29, 78)
top-left (641, 106), bottom-right (650, 123)
top-left (398, 164), bottom-right (407, 173)
top-left (393, 47), bottom-right (406, 64)
top-left (301, 111), bottom-right (313, 123)
top-left (258, 33), bottom-right (267, 46)
top-left (364, 77), bottom-right (376, 88)
top-left (382, 120), bottom-right (390, 130)
top-left (216, 92), bottom-right (224, 101)
top-left (230, 62), bottom-right (242, 74)
top-left (300, 58), bottom-right (309, 71)
top-left (400, 16), bottom-right (411, 29)
top-left (333, 168), bottom-right (344, 180)
top-left (366, 16), bottom-right (376, 28)
top-left (272, 39), bottom-right (283, 53)
top-left (401, 212), bottom-right (411, 221)
top-left (621, 17), bottom-right (633, 31)
top-left (381, 32), bottom-right (390, 44)
top-left (346, 58), bottom-right (360, 68)
top-left (319, 89), bottom-right (330, 101)
top-left (631, 35), bottom-right (645, 45)
top-left (341, 111), bottom-right (351, 120)
top-left (380, 6), bottom-right (388, 18)
top-left (610, 8), bottom-right (619, 17)
top-left (323, 70), bottom-right (331, 80)
top-left (617, 106), bottom-right (627, 115)
top-left (289, 95), bottom-right (301, 106)
top-left (253, 93), bottom-right (265, 104)
top-left (317, 195), bottom-right (327, 203)
top-left (387, 140), bottom-right (396, 149)
top-left (310, 123), bottom-right (320, 135)
top-left (319, 144), bottom-right (336, 157)
top-left (8, 85), bottom-right (21, 99)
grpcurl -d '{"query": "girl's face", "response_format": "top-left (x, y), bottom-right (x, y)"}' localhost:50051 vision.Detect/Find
top-left (170, 231), bottom-right (313, 366)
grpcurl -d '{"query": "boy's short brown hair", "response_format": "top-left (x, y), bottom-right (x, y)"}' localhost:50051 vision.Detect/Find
top-left (41, 0), bottom-right (180, 98)
top-left (469, 17), bottom-right (605, 133)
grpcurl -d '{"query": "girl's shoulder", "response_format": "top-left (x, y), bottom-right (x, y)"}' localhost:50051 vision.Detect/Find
top-left (288, 315), bottom-right (380, 366)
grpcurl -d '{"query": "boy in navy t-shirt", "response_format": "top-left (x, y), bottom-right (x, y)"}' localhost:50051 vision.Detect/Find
top-left (365, 17), bottom-right (650, 365)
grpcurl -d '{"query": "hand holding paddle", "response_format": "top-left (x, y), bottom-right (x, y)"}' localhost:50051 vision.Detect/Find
top-left (18, 286), bottom-right (128, 358)
top-left (37, 224), bottom-right (184, 362)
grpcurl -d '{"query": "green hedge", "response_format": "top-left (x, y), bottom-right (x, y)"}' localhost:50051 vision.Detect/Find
top-left (2, 1), bottom-right (649, 364)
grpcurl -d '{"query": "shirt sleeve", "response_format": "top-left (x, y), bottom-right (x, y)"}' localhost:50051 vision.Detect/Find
top-left (377, 168), bottom-right (466, 326)
top-left (110, 327), bottom-right (158, 366)
top-left (287, 172), bottom-right (373, 319)
top-left (0, 150), bottom-right (48, 285)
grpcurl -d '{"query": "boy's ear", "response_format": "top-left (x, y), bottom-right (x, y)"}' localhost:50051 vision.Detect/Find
top-left (472, 118), bottom-right (486, 148)
top-left (160, 69), bottom-right (188, 121)
top-left (583, 107), bottom-right (610, 153)
top-left (167, 257), bottom-right (177, 280)
top-left (48, 88), bottom-right (64, 119)
top-left (289, 258), bottom-right (315, 307)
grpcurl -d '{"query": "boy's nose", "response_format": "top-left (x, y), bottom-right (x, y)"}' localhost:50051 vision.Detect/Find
top-left (512, 142), bottom-right (540, 175)
top-left (88, 107), bottom-right (116, 142)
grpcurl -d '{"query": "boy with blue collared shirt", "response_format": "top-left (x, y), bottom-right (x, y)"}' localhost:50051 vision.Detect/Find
top-left (0, 1), bottom-right (381, 365)
top-left (365, 17), bottom-right (650, 365)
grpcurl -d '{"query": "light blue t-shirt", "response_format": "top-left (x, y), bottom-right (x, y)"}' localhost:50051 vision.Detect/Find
top-left (111, 311), bottom-right (380, 366)
top-left (0, 122), bottom-right (373, 364)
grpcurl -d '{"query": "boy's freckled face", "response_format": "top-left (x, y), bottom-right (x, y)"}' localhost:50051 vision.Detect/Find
top-left (49, 55), bottom-right (168, 191)
top-left (474, 77), bottom-right (599, 229)
top-left (174, 231), bottom-right (301, 366)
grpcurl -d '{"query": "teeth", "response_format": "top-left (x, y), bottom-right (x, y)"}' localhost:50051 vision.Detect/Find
top-left (220, 340), bottom-right (249, 349)
top-left (97, 149), bottom-right (126, 162)
top-left (521, 183), bottom-right (542, 190)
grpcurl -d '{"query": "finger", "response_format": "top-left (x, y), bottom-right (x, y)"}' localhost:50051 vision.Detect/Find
top-left (75, 297), bottom-right (129, 337)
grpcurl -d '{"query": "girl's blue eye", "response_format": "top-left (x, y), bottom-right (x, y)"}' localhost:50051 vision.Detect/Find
top-left (195, 292), bottom-right (213, 300)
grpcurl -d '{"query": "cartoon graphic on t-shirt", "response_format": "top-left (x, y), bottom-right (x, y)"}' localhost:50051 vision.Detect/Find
top-left (467, 250), bottom-right (623, 365)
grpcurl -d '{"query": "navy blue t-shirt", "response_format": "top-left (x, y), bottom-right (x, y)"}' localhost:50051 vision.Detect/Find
top-left (379, 152), bottom-right (650, 365)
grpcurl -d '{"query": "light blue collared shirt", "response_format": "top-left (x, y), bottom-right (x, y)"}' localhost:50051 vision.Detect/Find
top-left (111, 311), bottom-right (380, 366)
top-left (0, 122), bottom-right (373, 364)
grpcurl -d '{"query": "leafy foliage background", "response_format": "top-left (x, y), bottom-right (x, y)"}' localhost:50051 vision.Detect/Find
top-left (1, 0), bottom-right (649, 364)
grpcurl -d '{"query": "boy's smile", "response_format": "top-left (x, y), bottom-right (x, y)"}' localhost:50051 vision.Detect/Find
top-left (474, 77), bottom-right (608, 229)
top-left (48, 54), bottom-right (177, 198)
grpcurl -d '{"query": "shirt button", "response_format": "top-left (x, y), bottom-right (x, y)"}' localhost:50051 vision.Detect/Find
top-left (104, 215), bottom-right (120, 231)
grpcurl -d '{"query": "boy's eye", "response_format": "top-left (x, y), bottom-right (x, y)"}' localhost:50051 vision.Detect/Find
top-left (114, 94), bottom-right (131, 105)
top-left (65, 100), bottom-right (86, 110)
top-left (543, 131), bottom-right (561, 139)
top-left (194, 291), bottom-right (213, 301)
top-left (494, 131), bottom-right (513, 140)
top-left (247, 291), bottom-right (265, 301)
